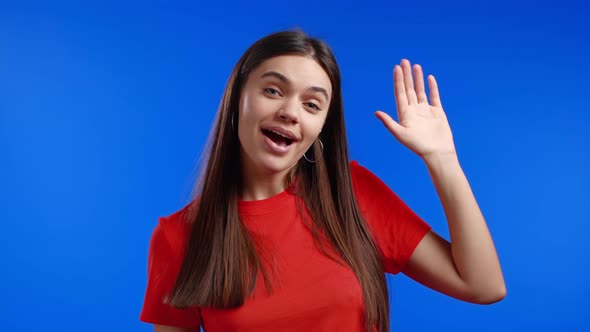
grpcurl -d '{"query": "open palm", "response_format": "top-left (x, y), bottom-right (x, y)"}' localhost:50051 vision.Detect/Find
top-left (376, 59), bottom-right (456, 160)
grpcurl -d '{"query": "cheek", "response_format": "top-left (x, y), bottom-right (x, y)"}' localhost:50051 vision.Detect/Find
top-left (301, 114), bottom-right (328, 146)
top-left (238, 96), bottom-right (275, 143)
top-left (310, 112), bottom-right (328, 134)
top-left (242, 93), bottom-right (275, 118)
top-left (238, 97), bottom-right (261, 134)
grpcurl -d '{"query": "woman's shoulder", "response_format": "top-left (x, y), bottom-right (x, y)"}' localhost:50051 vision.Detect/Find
top-left (348, 159), bottom-right (373, 177)
top-left (153, 200), bottom-right (197, 255)
top-left (348, 160), bottom-right (379, 190)
top-left (348, 159), bottom-right (401, 208)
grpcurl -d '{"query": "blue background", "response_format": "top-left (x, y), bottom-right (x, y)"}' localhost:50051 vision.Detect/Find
top-left (1, 1), bottom-right (588, 331)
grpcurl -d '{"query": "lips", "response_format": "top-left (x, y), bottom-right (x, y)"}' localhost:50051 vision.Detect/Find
top-left (260, 125), bottom-right (300, 154)
top-left (263, 125), bottom-right (299, 140)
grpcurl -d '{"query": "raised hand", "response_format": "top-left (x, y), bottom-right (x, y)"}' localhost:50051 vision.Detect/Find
top-left (375, 59), bottom-right (457, 161)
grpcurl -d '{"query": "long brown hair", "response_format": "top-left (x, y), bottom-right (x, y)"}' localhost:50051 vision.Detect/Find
top-left (166, 29), bottom-right (389, 332)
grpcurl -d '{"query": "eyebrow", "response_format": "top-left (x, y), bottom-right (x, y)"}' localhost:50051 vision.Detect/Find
top-left (260, 71), bottom-right (330, 101)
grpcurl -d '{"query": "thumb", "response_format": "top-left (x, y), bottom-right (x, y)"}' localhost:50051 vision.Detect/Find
top-left (375, 111), bottom-right (405, 141)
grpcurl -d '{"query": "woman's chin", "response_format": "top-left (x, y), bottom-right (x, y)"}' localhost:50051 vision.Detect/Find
top-left (257, 156), bottom-right (298, 174)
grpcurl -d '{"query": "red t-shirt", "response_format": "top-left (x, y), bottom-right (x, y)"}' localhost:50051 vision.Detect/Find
top-left (139, 161), bottom-right (431, 331)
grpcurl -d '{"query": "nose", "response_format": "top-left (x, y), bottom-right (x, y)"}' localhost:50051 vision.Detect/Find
top-left (277, 99), bottom-right (300, 124)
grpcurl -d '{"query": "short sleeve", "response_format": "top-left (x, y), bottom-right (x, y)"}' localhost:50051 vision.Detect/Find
top-left (139, 219), bottom-right (201, 328)
top-left (350, 161), bottom-right (432, 274)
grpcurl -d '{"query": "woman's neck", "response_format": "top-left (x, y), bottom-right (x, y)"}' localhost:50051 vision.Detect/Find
top-left (240, 175), bottom-right (288, 201)
top-left (239, 159), bottom-right (296, 201)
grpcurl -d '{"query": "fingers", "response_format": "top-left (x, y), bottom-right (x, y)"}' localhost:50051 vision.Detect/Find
top-left (395, 59), bottom-right (441, 110)
top-left (375, 110), bottom-right (405, 141)
top-left (401, 59), bottom-right (418, 104)
top-left (413, 64), bottom-right (427, 103)
top-left (393, 65), bottom-right (407, 113)
top-left (428, 74), bottom-right (442, 107)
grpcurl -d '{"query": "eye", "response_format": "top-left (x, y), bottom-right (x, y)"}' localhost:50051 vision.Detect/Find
top-left (304, 102), bottom-right (320, 110)
top-left (264, 88), bottom-right (281, 96)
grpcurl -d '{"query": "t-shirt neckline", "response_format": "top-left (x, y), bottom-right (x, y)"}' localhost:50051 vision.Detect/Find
top-left (238, 182), bottom-right (297, 216)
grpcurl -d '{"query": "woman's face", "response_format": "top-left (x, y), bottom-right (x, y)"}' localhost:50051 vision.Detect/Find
top-left (238, 55), bottom-right (332, 176)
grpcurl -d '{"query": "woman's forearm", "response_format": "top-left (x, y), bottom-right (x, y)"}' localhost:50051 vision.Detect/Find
top-left (423, 152), bottom-right (506, 301)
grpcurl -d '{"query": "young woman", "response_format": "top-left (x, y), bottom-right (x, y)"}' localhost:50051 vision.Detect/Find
top-left (139, 29), bottom-right (506, 332)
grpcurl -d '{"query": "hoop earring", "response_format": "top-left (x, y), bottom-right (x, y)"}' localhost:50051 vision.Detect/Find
top-left (303, 138), bottom-right (324, 163)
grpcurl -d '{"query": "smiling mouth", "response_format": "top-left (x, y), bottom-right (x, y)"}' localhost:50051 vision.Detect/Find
top-left (261, 128), bottom-right (294, 147)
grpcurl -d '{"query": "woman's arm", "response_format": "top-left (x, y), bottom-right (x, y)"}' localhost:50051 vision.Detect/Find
top-left (403, 153), bottom-right (505, 304)
top-left (375, 59), bottom-right (505, 303)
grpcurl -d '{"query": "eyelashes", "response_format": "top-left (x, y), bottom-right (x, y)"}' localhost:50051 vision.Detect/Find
top-left (304, 102), bottom-right (320, 110)
top-left (264, 87), bottom-right (280, 96)
top-left (263, 88), bottom-right (322, 111)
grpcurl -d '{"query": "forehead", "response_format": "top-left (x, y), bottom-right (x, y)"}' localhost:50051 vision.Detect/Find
top-left (249, 55), bottom-right (332, 96)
